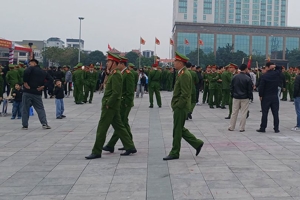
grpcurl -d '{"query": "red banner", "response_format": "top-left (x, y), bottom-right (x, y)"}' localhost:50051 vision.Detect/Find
top-left (0, 39), bottom-right (12, 48)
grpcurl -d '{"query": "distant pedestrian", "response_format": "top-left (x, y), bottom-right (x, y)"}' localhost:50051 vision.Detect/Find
top-left (257, 62), bottom-right (282, 133)
top-left (64, 65), bottom-right (72, 97)
top-left (11, 83), bottom-right (23, 119)
top-left (228, 64), bottom-right (253, 132)
top-left (53, 80), bottom-right (65, 119)
top-left (136, 69), bottom-right (146, 98)
top-left (22, 59), bottom-right (53, 130)
top-left (291, 66), bottom-right (300, 131)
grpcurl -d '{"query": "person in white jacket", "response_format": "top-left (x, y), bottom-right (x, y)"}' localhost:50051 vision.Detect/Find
top-left (136, 69), bottom-right (147, 98)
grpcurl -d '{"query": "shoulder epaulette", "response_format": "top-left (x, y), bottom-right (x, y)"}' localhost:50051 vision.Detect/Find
top-left (178, 70), bottom-right (184, 76)
top-left (126, 69), bottom-right (130, 74)
top-left (113, 70), bottom-right (117, 74)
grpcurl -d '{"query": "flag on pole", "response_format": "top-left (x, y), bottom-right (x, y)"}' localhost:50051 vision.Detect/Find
top-left (184, 39), bottom-right (189, 45)
top-left (199, 39), bottom-right (204, 46)
top-left (170, 38), bottom-right (174, 46)
top-left (247, 56), bottom-right (252, 69)
top-left (108, 44), bottom-right (112, 51)
top-left (140, 37), bottom-right (146, 45)
top-left (155, 38), bottom-right (160, 45)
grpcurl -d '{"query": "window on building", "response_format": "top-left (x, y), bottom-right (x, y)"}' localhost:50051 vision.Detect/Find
top-left (269, 36), bottom-right (283, 59)
top-left (242, 20), bottom-right (249, 24)
top-left (203, 15), bottom-right (206, 20)
top-left (281, 0), bottom-right (286, 5)
top-left (184, 13), bottom-right (187, 19)
top-left (179, 0), bottom-right (187, 13)
top-left (235, 35), bottom-right (250, 54)
top-left (253, 10), bottom-right (259, 14)
top-left (267, 22), bottom-right (271, 26)
top-left (217, 34), bottom-right (232, 49)
top-left (252, 15), bottom-right (259, 20)
top-left (177, 32), bottom-right (198, 55)
top-left (242, 4), bottom-right (249, 9)
top-left (242, 9), bottom-right (249, 14)
top-left (229, 20), bottom-right (234, 24)
top-left (229, 14), bottom-right (234, 19)
top-left (267, 0), bottom-right (272, 4)
top-left (267, 11), bottom-right (272, 15)
top-left (285, 37), bottom-right (299, 57)
top-left (252, 21), bottom-right (259, 25)
top-left (200, 33), bottom-right (214, 54)
top-left (253, 4), bottom-right (259, 9)
top-left (252, 36), bottom-right (266, 56)
top-left (19, 52), bottom-right (26, 56)
top-left (267, 5), bottom-right (272, 9)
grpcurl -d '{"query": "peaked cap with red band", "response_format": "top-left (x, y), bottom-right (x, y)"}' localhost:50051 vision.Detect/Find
top-left (229, 63), bottom-right (238, 69)
top-left (175, 51), bottom-right (189, 63)
top-left (107, 52), bottom-right (120, 62)
top-left (119, 56), bottom-right (128, 63)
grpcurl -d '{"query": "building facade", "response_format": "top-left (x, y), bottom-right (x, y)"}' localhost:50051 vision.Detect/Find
top-left (15, 40), bottom-right (46, 64)
top-left (174, 22), bottom-right (300, 62)
top-left (173, 0), bottom-right (288, 26)
top-left (47, 37), bottom-right (65, 48)
top-left (66, 39), bottom-right (84, 49)
top-left (142, 50), bottom-right (154, 58)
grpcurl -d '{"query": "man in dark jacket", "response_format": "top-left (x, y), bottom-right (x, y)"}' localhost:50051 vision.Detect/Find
top-left (228, 64), bottom-right (253, 132)
top-left (195, 66), bottom-right (203, 105)
top-left (22, 59), bottom-right (53, 130)
top-left (291, 66), bottom-right (300, 131)
top-left (257, 62), bottom-right (282, 133)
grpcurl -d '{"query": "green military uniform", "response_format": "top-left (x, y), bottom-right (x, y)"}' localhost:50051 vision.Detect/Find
top-left (84, 66), bottom-right (98, 103)
top-left (282, 70), bottom-right (290, 101)
top-left (161, 68), bottom-right (168, 90)
top-left (6, 64), bottom-right (20, 90)
top-left (289, 70), bottom-right (296, 101)
top-left (226, 66), bottom-right (236, 119)
top-left (202, 69), bottom-right (210, 104)
top-left (208, 66), bottom-right (219, 108)
top-left (89, 53), bottom-right (136, 157)
top-left (217, 72), bottom-right (223, 107)
top-left (129, 63), bottom-right (138, 90)
top-left (166, 68), bottom-right (174, 91)
top-left (18, 64), bottom-right (25, 84)
top-left (106, 66), bottom-right (135, 148)
top-left (164, 52), bottom-right (204, 160)
top-left (73, 63), bottom-right (84, 104)
top-left (148, 64), bottom-right (162, 107)
top-left (188, 69), bottom-right (199, 115)
top-left (221, 66), bottom-right (232, 107)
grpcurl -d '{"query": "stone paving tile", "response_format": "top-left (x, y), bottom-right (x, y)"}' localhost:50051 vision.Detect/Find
top-left (1, 92), bottom-right (300, 199)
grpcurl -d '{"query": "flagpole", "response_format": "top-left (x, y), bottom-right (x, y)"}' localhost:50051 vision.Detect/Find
top-left (197, 42), bottom-right (200, 66)
top-left (184, 44), bottom-right (186, 56)
top-left (139, 37), bottom-right (141, 69)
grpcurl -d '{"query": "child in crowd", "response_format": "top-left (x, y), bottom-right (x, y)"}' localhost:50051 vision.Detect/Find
top-left (11, 83), bottom-right (23, 119)
top-left (53, 80), bottom-right (66, 119)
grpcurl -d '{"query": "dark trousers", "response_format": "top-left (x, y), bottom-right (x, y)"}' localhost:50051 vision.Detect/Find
top-left (260, 96), bottom-right (279, 131)
top-left (22, 93), bottom-right (48, 127)
top-left (196, 85), bottom-right (200, 103)
top-left (12, 101), bottom-right (22, 118)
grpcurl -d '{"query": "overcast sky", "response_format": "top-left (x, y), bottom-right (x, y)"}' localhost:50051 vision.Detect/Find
top-left (1, 0), bottom-right (299, 58)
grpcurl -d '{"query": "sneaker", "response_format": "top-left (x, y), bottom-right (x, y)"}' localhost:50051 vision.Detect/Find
top-left (196, 102), bottom-right (202, 106)
top-left (56, 116), bottom-right (62, 119)
top-left (22, 126), bottom-right (28, 130)
top-left (291, 126), bottom-right (300, 131)
top-left (61, 115), bottom-right (66, 118)
top-left (42, 124), bottom-right (51, 129)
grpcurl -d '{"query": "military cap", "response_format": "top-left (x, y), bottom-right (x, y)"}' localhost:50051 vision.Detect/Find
top-left (196, 66), bottom-right (201, 69)
top-left (119, 56), bottom-right (128, 63)
top-left (9, 64), bottom-right (15, 68)
top-left (107, 52), bottom-right (120, 62)
top-left (128, 63), bottom-right (135, 67)
top-left (206, 65), bottom-right (211, 69)
top-left (73, 66), bottom-right (78, 69)
top-left (211, 65), bottom-right (217, 69)
top-left (229, 63), bottom-right (238, 69)
top-left (175, 51), bottom-right (189, 63)
top-left (76, 63), bottom-right (83, 67)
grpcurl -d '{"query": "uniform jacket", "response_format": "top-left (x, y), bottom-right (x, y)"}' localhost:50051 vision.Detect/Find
top-left (171, 67), bottom-right (191, 111)
top-left (121, 68), bottom-right (135, 108)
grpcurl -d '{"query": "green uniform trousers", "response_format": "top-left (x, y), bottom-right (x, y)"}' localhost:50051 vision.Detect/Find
top-left (289, 83), bottom-right (294, 101)
top-left (149, 82), bottom-right (162, 106)
top-left (169, 108), bottom-right (203, 158)
top-left (202, 84), bottom-right (209, 103)
top-left (282, 88), bottom-right (288, 100)
top-left (106, 105), bottom-right (133, 147)
top-left (84, 85), bottom-right (96, 103)
top-left (221, 89), bottom-right (230, 107)
top-left (209, 89), bottom-right (219, 106)
top-left (190, 92), bottom-right (196, 113)
top-left (92, 108), bottom-right (135, 155)
top-left (74, 84), bottom-right (83, 103)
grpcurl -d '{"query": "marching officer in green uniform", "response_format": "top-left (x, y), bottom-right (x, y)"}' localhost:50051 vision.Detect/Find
top-left (103, 56), bottom-right (135, 152)
top-left (148, 63), bottom-right (162, 108)
top-left (202, 65), bottom-right (211, 104)
top-left (85, 52), bottom-right (137, 159)
top-left (166, 67), bottom-right (174, 92)
top-left (289, 67), bottom-right (296, 102)
top-left (217, 67), bottom-right (223, 108)
top-left (6, 64), bottom-right (20, 92)
top-left (186, 63), bottom-right (198, 120)
top-left (281, 66), bottom-right (290, 101)
top-left (208, 65), bottom-right (219, 108)
top-left (221, 65), bottom-right (231, 109)
top-left (73, 63), bottom-right (84, 104)
top-left (163, 52), bottom-right (204, 160)
top-left (83, 64), bottom-right (98, 103)
top-left (128, 63), bottom-right (138, 90)
top-left (18, 63), bottom-right (25, 84)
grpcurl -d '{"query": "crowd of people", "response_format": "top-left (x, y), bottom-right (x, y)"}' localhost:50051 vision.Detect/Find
top-left (1, 51), bottom-right (300, 160)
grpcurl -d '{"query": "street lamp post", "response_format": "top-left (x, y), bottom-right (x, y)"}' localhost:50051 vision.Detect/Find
top-left (78, 17), bottom-right (84, 63)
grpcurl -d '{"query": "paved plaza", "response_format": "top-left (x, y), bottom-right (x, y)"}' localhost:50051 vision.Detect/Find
top-left (1, 91), bottom-right (300, 200)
